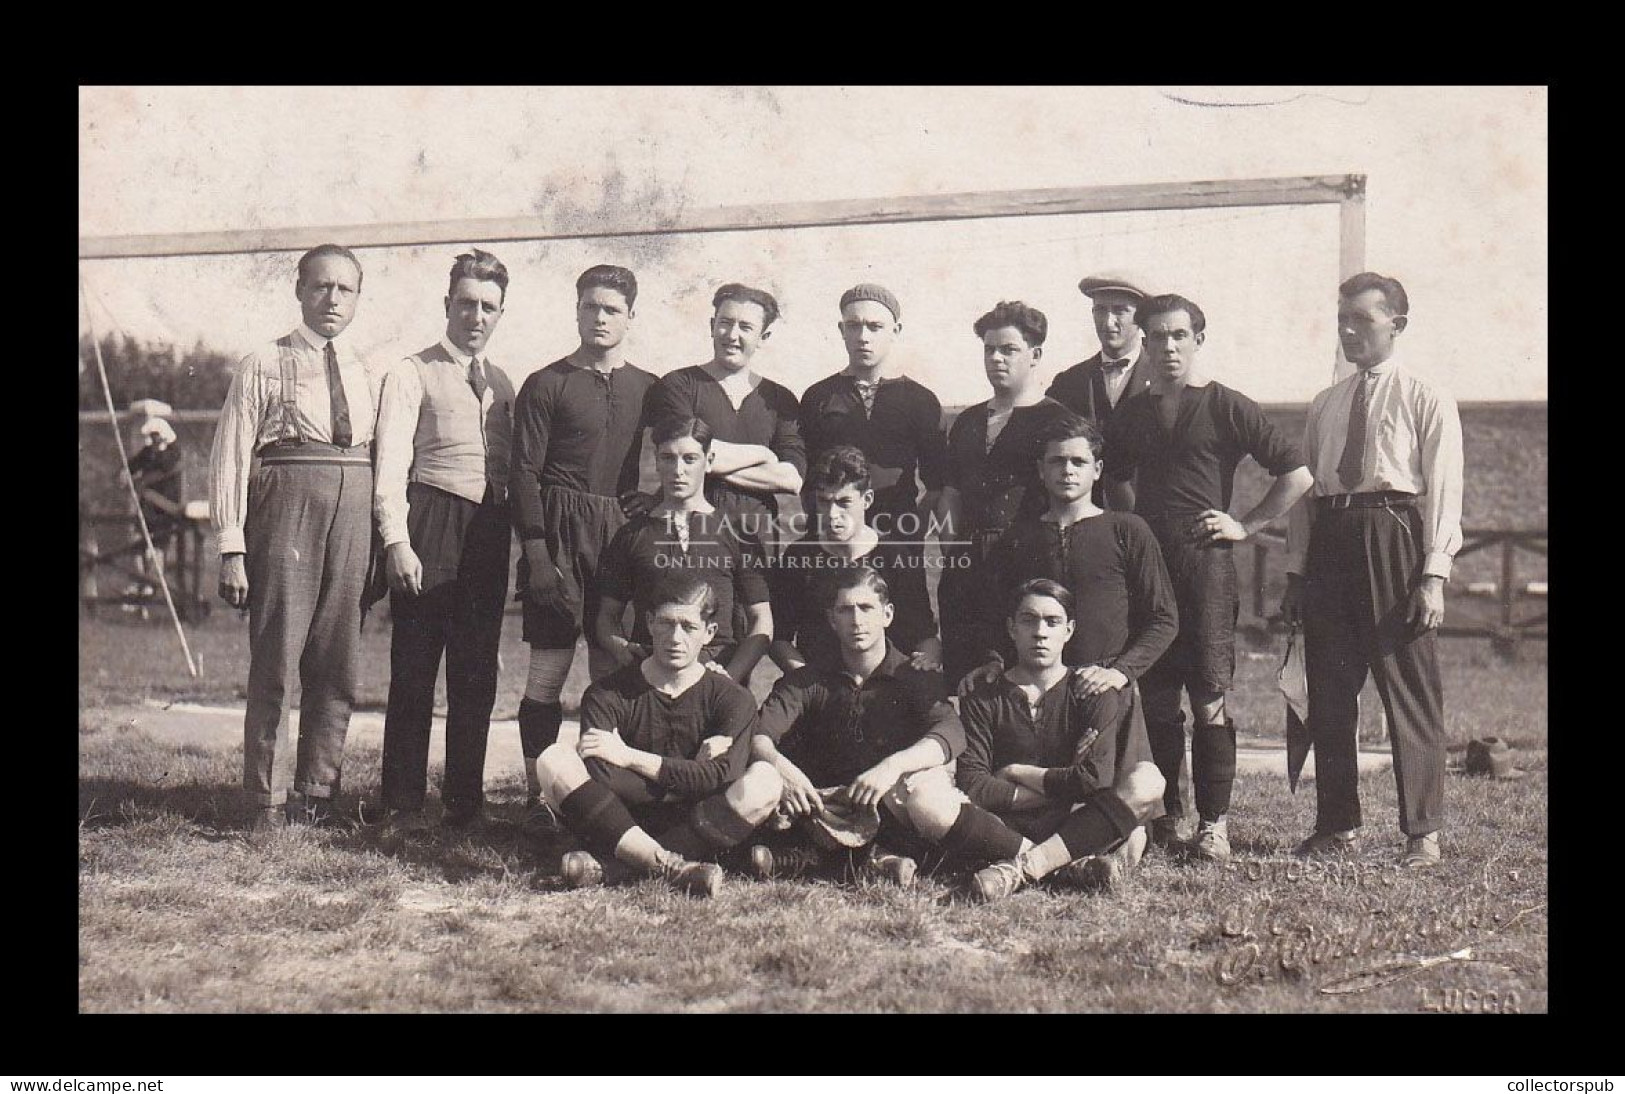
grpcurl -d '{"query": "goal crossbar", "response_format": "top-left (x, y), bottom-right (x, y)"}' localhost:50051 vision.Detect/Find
top-left (79, 173), bottom-right (1367, 274)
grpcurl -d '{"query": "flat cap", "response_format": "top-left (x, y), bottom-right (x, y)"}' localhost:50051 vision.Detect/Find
top-left (1077, 270), bottom-right (1152, 300)
top-left (839, 283), bottom-right (901, 322)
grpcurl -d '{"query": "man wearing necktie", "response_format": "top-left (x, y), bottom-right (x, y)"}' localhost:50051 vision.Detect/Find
top-left (209, 244), bottom-right (379, 834)
top-left (1046, 271), bottom-right (1155, 450)
top-left (373, 249), bottom-right (517, 836)
top-left (1282, 273), bottom-right (1463, 868)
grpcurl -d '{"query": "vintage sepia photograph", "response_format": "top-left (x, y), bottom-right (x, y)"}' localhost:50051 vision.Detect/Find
top-left (77, 85), bottom-right (1547, 1014)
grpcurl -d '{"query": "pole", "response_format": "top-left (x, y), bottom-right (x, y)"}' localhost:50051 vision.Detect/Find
top-left (79, 279), bottom-right (200, 677)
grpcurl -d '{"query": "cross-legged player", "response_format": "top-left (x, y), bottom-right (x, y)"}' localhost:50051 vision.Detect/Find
top-left (748, 568), bottom-right (965, 885)
top-left (536, 571), bottom-right (785, 897)
top-left (942, 579), bottom-right (1168, 902)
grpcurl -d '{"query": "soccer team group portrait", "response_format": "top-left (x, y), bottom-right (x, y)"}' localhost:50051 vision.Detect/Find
top-left (208, 240), bottom-right (1463, 905)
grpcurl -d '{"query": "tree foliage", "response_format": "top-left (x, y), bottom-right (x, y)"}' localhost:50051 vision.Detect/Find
top-left (78, 334), bottom-right (238, 411)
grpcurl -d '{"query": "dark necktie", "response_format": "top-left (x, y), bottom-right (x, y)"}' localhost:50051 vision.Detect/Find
top-left (468, 356), bottom-right (487, 404)
top-left (1336, 371), bottom-right (1373, 491)
top-left (325, 341), bottom-right (352, 447)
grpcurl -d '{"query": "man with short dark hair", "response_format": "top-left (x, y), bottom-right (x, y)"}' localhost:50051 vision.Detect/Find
top-left (798, 283), bottom-right (947, 546)
top-left (510, 265), bottom-right (658, 822)
top-left (209, 243), bottom-right (379, 833)
top-left (374, 249), bottom-right (517, 835)
top-left (938, 301), bottom-right (1074, 689)
top-left (1046, 270), bottom-right (1154, 432)
top-left (749, 568), bottom-right (965, 885)
top-left (641, 283), bottom-right (805, 565)
top-left (537, 572), bottom-right (784, 897)
top-left (935, 579), bottom-right (1169, 902)
top-left (1104, 293), bottom-right (1313, 862)
top-left (1282, 272), bottom-right (1462, 868)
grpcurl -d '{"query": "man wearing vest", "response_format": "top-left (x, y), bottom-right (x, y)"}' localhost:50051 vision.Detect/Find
top-left (373, 249), bottom-right (518, 837)
top-left (210, 244), bottom-right (380, 835)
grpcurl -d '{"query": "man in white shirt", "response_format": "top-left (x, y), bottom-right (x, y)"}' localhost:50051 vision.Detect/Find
top-left (1045, 270), bottom-right (1155, 435)
top-left (373, 249), bottom-right (517, 836)
top-left (209, 244), bottom-right (379, 834)
top-left (1282, 272), bottom-right (1464, 868)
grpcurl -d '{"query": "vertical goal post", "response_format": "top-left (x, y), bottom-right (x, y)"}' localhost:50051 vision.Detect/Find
top-left (78, 173), bottom-right (1367, 273)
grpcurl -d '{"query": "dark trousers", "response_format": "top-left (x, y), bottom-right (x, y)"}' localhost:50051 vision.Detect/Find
top-left (381, 487), bottom-right (512, 815)
top-left (1303, 502), bottom-right (1446, 837)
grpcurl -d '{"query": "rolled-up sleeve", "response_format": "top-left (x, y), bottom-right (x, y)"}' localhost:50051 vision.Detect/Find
top-left (208, 351), bottom-right (266, 557)
top-left (372, 358), bottom-right (423, 548)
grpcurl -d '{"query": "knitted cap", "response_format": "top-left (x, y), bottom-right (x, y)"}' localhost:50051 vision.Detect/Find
top-left (839, 283), bottom-right (901, 322)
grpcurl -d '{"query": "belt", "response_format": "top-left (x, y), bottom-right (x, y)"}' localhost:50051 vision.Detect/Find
top-left (1316, 490), bottom-right (1416, 511)
top-left (258, 441), bottom-right (372, 466)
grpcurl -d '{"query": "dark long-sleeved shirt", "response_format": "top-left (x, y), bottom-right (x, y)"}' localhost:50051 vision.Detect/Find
top-left (945, 398), bottom-right (1075, 543)
top-left (956, 674), bottom-right (1142, 811)
top-left (754, 644), bottom-right (965, 787)
top-left (642, 365), bottom-right (805, 544)
top-left (598, 508), bottom-right (771, 648)
top-left (1103, 381), bottom-right (1303, 518)
top-left (769, 534), bottom-right (937, 670)
top-left (980, 510), bottom-right (1178, 681)
top-left (510, 358), bottom-right (656, 541)
top-left (798, 373), bottom-right (946, 523)
top-left (579, 664), bottom-right (758, 799)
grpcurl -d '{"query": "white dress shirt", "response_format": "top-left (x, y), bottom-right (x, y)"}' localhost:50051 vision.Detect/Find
top-left (1099, 336), bottom-right (1141, 407)
top-left (208, 324), bottom-right (378, 556)
top-left (1285, 355), bottom-right (1464, 580)
top-left (373, 335), bottom-right (514, 548)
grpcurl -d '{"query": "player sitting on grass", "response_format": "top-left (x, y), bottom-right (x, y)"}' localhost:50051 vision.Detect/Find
top-left (962, 413), bottom-right (1179, 879)
top-left (943, 579), bottom-right (1168, 902)
top-left (536, 571), bottom-right (784, 897)
top-left (748, 567), bottom-right (965, 885)
top-left (768, 445), bottom-right (940, 674)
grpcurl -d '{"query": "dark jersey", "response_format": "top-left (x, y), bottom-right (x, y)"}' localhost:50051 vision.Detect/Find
top-left (642, 365), bottom-right (805, 549)
top-left (945, 398), bottom-right (1075, 543)
top-left (580, 664), bottom-right (758, 799)
top-left (798, 373), bottom-right (946, 527)
top-left (956, 674), bottom-right (1150, 812)
top-left (510, 358), bottom-right (657, 540)
top-left (1104, 382), bottom-right (1303, 518)
top-left (598, 508), bottom-right (771, 648)
top-left (754, 644), bottom-right (965, 787)
top-left (769, 534), bottom-right (937, 671)
top-left (982, 510), bottom-right (1178, 680)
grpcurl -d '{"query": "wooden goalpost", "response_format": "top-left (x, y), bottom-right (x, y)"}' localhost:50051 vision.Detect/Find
top-left (79, 172), bottom-right (1368, 277)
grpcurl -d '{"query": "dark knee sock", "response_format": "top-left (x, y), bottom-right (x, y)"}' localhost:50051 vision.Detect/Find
top-left (559, 781), bottom-right (638, 852)
top-left (1053, 789), bottom-right (1140, 860)
top-left (1145, 715), bottom-right (1187, 816)
top-left (658, 793), bottom-right (761, 860)
top-left (518, 699), bottom-right (563, 760)
top-left (1192, 720), bottom-right (1237, 822)
top-left (939, 804), bottom-right (1028, 864)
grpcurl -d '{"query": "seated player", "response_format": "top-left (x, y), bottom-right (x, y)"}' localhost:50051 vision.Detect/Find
top-left (963, 413), bottom-right (1179, 875)
top-left (596, 416), bottom-right (773, 685)
top-left (768, 445), bottom-right (940, 674)
top-left (920, 580), bottom-right (1167, 902)
top-left (749, 568), bottom-right (965, 885)
top-left (535, 571), bottom-right (785, 897)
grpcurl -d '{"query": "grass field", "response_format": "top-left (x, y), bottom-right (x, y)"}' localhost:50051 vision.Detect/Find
top-left (77, 712), bottom-right (1548, 1013)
